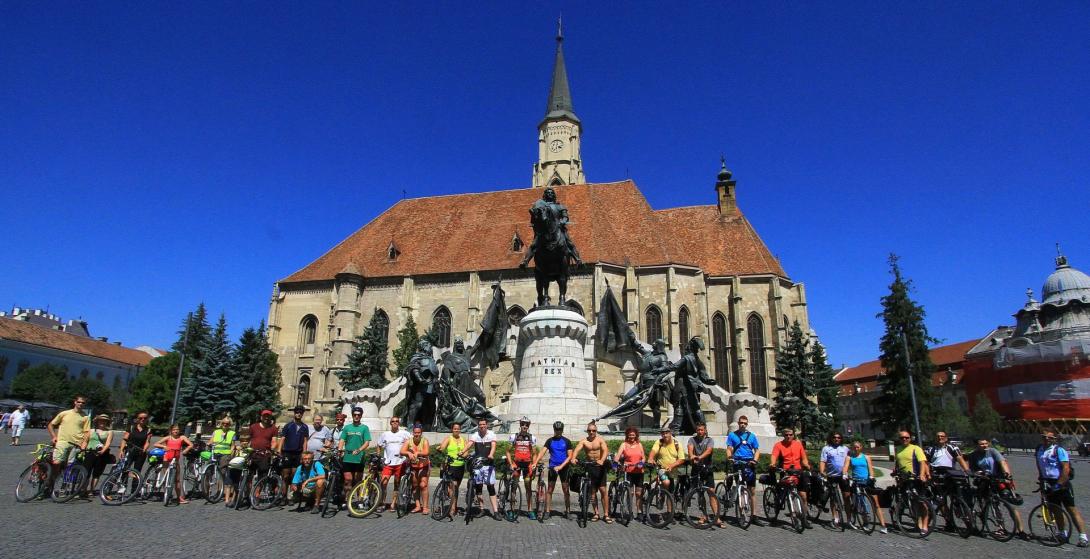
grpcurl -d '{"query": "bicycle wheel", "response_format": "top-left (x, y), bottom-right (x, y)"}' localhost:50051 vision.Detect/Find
top-left (893, 494), bottom-right (928, 538)
top-left (52, 463), bottom-right (89, 503)
top-left (347, 479), bottom-right (381, 518)
top-left (396, 476), bottom-right (413, 518)
top-left (319, 475), bottom-right (340, 517)
top-left (736, 485), bottom-right (752, 529)
top-left (505, 480), bottom-right (522, 521)
top-left (431, 480), bottom-right (452, 521)
top-left (807, 489), bottom-right (825, 523)
top-left (643, 485), bottom-right (674, 528)
top-left (787, 492), bottom-right (805, 533)
top-left (535, 482), bottom-right (548, 523)
top-left (762, 486), bottom-right (779, 523)
top-left (828, 486), bottom-right (847, 530)
top-left (1029, 502), bottom-right (1073, 547)
top-left (616, 483), bottom-right (633, 526)
top-left (233, 470), bottom-right (250, 510)
top-left (715, 481), bottom-right (732, 517)
top-left (683, 486), bottom-right (715, 529)
top-left (982, 497), bottom-right (1016, 542)
top-left (251, 474), bottom-right (283, 511)
top-left (15, 463), bottom-right (49, 502)
top-left (950, 496), bottom-right (975, 539)
top-left (577, 481), bottom-right (590, 528)
top-left (854, 493), bottom-right (875, 535)
top-left (181, 464), bottom-right (200, 498)
top-left (464, 480), bottom-right (477, 524)
top-left (100, 468), bottom-right (141, 505)
top-left (203, 465), bottom-right (224, 504)
top-left (163, 466), bottom-right (175, 506)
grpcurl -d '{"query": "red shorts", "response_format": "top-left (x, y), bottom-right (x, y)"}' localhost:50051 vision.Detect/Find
top-left (382, 463), bottom-right (407, 478)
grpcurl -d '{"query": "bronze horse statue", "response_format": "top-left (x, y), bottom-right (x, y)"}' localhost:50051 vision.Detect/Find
top-left (519, 187), bottom-right (582, 307)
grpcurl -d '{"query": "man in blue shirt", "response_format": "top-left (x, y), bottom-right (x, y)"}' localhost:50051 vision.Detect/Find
top-left (279, 406), bottom-right (311, 504)
top-left (290, 451), bottom-right (327, 513)
top-left (533, 421), bottom-right (574, 519)
top-left (726, 415), bottom-right (760, 523)
top-left (819, 432), bottom-right (850, 527)
top-left (1037, 430), bottom-right (1088, 546)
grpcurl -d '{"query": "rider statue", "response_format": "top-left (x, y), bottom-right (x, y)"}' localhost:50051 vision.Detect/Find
top-left (518, 187), bottom-right (583, 307)
top-left (404, 338), bottom-right (440, 428)
top-left (668, 336), bottom-right (716, 435)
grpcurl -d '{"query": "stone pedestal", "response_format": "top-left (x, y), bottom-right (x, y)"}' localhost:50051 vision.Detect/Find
top-left (726, 391), bottom-right (777, 450)
top-left (495, 307), bottom-right (611, 437)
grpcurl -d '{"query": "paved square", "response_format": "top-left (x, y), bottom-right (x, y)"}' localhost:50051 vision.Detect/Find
top-left (1, 429), bottom-right (1086, 558)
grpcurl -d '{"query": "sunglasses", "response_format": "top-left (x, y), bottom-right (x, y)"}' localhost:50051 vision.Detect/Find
top-left (900, 436), bottom-right (911, 440)
top-left (587, 429), bottom-right (597, 433)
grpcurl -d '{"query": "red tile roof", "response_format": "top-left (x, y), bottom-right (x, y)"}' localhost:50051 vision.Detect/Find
top-left (281, 181), bottom-right (787, 283)
top-left (834, 338), bottom-right (981, 384)
top-left (0, 318), bottom-right (156, 367)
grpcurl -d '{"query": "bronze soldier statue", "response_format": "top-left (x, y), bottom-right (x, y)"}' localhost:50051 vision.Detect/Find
top-left (596, 339), bottom-right (674, 427)
top-left (668, 337), bottom-right (716, 435)
top-left (404, 338), bottom-right (439, 428)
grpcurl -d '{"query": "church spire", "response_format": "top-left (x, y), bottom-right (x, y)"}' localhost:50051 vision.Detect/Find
top-left (543, 16), bottom-right (579, 124)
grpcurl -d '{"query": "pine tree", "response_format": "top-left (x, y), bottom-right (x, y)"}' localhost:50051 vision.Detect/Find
top-left (338, 310), bottom-right (391, 391)
top-left (178, 314), bottom-right (236, 422)
top-left (811, 339), bottom-right (839, 438)
top-left (969, 393), bottom-right (1003, 439)
top-left (874, 254), bottom-right (937, 438)
top-left (392, 314), bottom-right (420, 378)
top-left (128, 353), bottom-right (178, 423)
top-left (234, 321), bottom-right (283, 425)
top-left (771, 322), bottom-right (824, 438)
top-left (172, 303), bottom-right (213, 365)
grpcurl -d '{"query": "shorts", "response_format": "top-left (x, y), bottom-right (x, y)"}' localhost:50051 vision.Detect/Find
top-left (513, 460), bottom-right (532, 478)
top-left (585, 463), bottom-right (606, 489)
top-left (548, 465), bottom-right (570, 483)
top-left (448, 464), bottom-right (465, 483)
top-left (410, 458), bottom-right (431, 473)
top-left (382, 463), bottom-right (407, 478)
top-left (625, 471), bottom-right (645, 487)
top-left (216, 455), bottom-right (235, 486)
top-left (53, 442), bottom-right (82, 464)
top-left (827, 475), bottom-right (849, 492)
top-left (472, 465), bottom-right (496, 486)
top-left (342, 461), bottom-right (364, 473)
top-left (732, 462), bottom-right (757, 487)
top-left (280, 451), bottom-right (302, 471)
top-left (1045, 481), bottom-right (1076, 508)
top-left (11, 425), bottom-right (24, 437)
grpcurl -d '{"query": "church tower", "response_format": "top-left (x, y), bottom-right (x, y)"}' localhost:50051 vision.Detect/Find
top-left (532, 19), bottom-right (585, 188)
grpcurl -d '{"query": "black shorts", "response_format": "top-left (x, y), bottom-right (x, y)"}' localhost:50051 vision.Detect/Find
top-left (585, 464), bottom-right (606, 489)
top-left (626, 472), bottom-right (645, 487)
top-left (448, 464), bottom-right (465, 483)
top-left (280, 451), bottom-right (302, 471)
top-left (513, 461), bottom-right (532, 478)
top-left (732, 462), bottom-right (757, 487)
top-left (548, 465), bottom-right (570, 483)
top-left (1045, 481), bottom-right (1076, 507)
top-left (342, 461), bottom-right (364, 473)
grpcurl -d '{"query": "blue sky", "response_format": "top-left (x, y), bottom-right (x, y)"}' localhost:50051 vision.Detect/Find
top-left (2, 2), bottom-right (1087, 368)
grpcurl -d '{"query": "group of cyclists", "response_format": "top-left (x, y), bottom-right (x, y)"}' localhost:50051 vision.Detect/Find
top-left (17, 395), bottom-right (1090, 547)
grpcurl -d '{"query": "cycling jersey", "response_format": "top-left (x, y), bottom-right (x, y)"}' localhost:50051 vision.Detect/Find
top-left (895, 444), bottom-right (926, 476)
top-left (510, 432), bottom-right (537, 462)
top-left (726, 430), bottom-right (758, 461)
top-left (820, 444), bottom-right (848, 475)
top-left (470, 430), bottom-right (497, 458)
top-left (968, 448), bottom-right (1004, 476)
top-left (445, 435), bottom-right (466, 467)
top-left (771, 440), bottom-right (806, 470)
top-left (544, 436), bottom-right (573, 468)
top-left (925, 443), bottom-right (962, 469)
top-left (1036, 443), bottom-right (1069, 480)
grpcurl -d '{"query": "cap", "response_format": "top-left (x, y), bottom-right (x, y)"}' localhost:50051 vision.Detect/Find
top-left (260, 409), bottom-right (274, 416)
top-left (94, 414), bottom-right (110, 423)
top-left (292, 405), bottom-right (306, 413)
top-left (335, 413), bottom-right (347, 420)
top-left (519, 416), bottom-right (531, 424)
top-left (552, 421), bottom-right (564, 430)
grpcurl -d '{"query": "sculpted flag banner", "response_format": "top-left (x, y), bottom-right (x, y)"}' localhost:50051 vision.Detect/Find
top-left (596, 285), bottom-right (637, 353)
top-left (469, 283), bottom-right (509, 371)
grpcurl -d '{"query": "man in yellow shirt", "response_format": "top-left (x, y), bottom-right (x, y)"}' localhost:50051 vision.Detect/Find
top-left (47, 395), bottom-right (91, 478)
top-left (648, 426), bottom-right (687, 493)
top-left (894, 430), bottom-right (930, 481)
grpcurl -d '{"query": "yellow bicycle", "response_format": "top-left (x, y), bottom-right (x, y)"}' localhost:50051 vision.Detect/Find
top-left (346, 453), bottom-right (383, 518)
top-left (1029, 477), bottom-right (1074, 547)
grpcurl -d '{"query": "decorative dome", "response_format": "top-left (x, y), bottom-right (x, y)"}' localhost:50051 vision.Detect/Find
top-left (1041, 254), bottom-right (1090, 307)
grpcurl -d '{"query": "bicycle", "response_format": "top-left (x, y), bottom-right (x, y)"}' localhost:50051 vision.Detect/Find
top-left (807, 472), bottom-right (848, 531)
top-left (496, 459), bottom-right (522, 522)
top-left (139, 448), bottom-right (169, 502)
top-left (15, 443), bottom-right (55, 502)
top-left (99, 447), bottom-right (144, 505)
top-left (52, 447), bottom-right (91, 503)
top-left (641, 467), bottom-right (677, 529)
top-left (926, 471), bottom-right (975, 538)
top-left (532, 462), bottom-right (548, 523)
top-left (1028, 477), bottom-right (1075, 547)
top-left (464, 456), bottom-right (496, 525)
top-left (318, 450), bottom-right (345, 517)
top-left (229, 449), bottom-right (274, 510)
top-left (681, 459), bottom-right (721, 529)
top-left (715, 461), bottom-right (753, 529)
top-left (346, 452), bottom-right (383, 518)
top-left (606, 459), bottom-right (637, 527)
top-left (395, 461), bottom-right (416, 518)
top-left (161, 454), bottom-right (184, 507)
top-left (573, 460), bottom-right (604, 528)
top-left (970, 472), bottom-right (1016, 542)
top-left (889, 471), bottom-right (934, 538)
top-left (251, 454), bottom-right (287, 511)
top-left (181, 441), bottom-right (219, 501)
top-left (845, 477), bottom-right (876, 534)
top-left (761, 467), bottom-right (807, 533)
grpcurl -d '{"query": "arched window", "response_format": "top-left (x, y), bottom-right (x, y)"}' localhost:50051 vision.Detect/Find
top-left (297, 374), bottom-right (311, 407)
top-left (507, 305), bottom-right (527, 327)
top-left (300, 315), bottom-right (318, 354)
top-left (372, 309), bottom-right (390, 342)
top-left (432, 306), bottom-right (452, 348)
top-left (567, 301), bottom-right (584, 316)
top-left (96, 371), bottom-right (105, 382)
top-left (678, 306), bottom-right (691, 346)
top-left (645, 305), bottom-right (663, 343)
top-left (747, 314), bottom-right (768, 397)
top-left (80, 369), bottom-right (89, 379)
top-left (712, 312), bottom-right (730, 389)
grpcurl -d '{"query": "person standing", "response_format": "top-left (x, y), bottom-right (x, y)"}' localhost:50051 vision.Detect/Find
top-left (1, 409), bottom-right (10, 435)
top-left (209, 418), bottom-right (237, 505)
top-left (613, 426), bottom-right (646, 516)
top-left (306, 414), bottom-right (333, 461)
top-left (505, 417), bottom-right (538, 519)
top-left (337, 407), bottom-right (372, 503)
top-left (401, 423), bottom-right (431, 514)
top-left (819, 432), bottom-right (850, 527)
top-left (437, 422), bottom-right (468, 518)
top-left (770, 428), bottom-right (812, 519)
top-left (534, 421), bottom-right (574, 519)
top-left (248, 410), bottom-right (279, 478)
top-left (47, 395), bottom-right (91, 481)
top-left (687, 422), bottom-right (723, 527)
top-left (377, 417), bottom-right (411, 511)
top-left (968, 437), bottom-right (1027, 538)
top-left (573, 421), bottom-right (611, 523)
top-left (462, 417), bottom-right (500, 519)
top-left (154, 424), bottom-right (194, 504)
top-left (726, 415), bottom-right (760, 525)
top-left (278, 406), bottom-right (310, 503)
top-left (1036, 430), bottom-right (1088, 547)
top-left (85, 414), bottom-right (115, 495)
top-left (894, 430), bottom-right (931, 534)
top-left (9, 404), bottom-right (30, 446)
top-left (842, 441), bottom-right (888, 533)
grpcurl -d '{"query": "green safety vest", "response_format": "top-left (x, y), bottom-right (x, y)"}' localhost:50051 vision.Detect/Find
top-left (212, 429), bottom-right (236, 455)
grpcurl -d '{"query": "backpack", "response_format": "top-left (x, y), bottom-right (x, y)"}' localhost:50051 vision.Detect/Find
top-left (729, 431), bottom-right (754, 452)
top-left (1037, 444), bottom-right (1074, 479)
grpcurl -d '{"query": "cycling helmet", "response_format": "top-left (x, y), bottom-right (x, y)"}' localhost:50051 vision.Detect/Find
top-left (227, 456), bottom-right (247, 470)
top-left (148, 447), bottom-right (166, 459)
top-left (519, 416), bottom-right (531, 425)
top-left (553, 421), bottom-right (564, 430)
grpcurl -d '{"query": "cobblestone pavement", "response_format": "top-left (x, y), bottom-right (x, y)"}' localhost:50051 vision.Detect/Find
top-left (2, 429), bottom-right (1088, 558)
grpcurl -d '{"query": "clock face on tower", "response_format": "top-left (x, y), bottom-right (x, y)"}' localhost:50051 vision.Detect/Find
top-left (549, 139), bottom-right (564, 153)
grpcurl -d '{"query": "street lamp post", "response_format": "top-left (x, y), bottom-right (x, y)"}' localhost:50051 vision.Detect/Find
top-left (169, 312), bottom-right (192, 426)
top-left (901, 328), bottom-right (923, 441)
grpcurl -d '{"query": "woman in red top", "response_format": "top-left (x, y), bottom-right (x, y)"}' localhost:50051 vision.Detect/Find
top-left (613, 426), bottom-right (646, 512)
top-left (154, 424), bottom-right (195, 504)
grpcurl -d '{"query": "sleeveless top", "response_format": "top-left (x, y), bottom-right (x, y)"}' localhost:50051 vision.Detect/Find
top-left (445, 436), bottom-right (466, 467)
top-left (408, 436), bottom-right (428, 465)
top-left (619, 442), bottom-right (646, 473)
top-left (848, 453), bottom-right (869, 481)
top-left (88, 429), bottom-right (109, 451)
top-left (164, 437), bottom-right (184, 462)
top-left (127, 426), bottom-right (149, 450)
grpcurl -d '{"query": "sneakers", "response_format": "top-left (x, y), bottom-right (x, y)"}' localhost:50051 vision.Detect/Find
top-left (310, 506), bottom-right (321, 514)
top-left (1078, 536), bottom-right (1089, 548)
top-left (879, 527), bottom-right (889, 534)
top-left (528, 512), bottom-right (537, 520)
